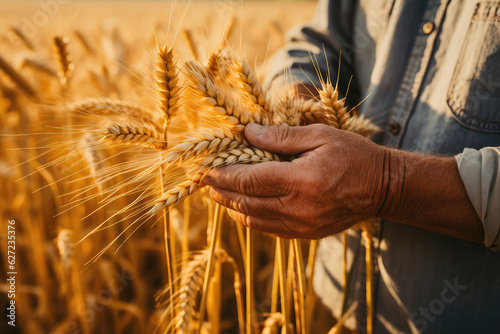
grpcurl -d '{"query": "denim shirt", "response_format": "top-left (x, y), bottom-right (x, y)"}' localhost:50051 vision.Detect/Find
top-left (267, 0), bottom-right (500, 333)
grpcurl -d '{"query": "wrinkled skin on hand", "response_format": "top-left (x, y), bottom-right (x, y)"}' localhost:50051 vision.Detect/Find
top-left (203, 123), bottom-right (389, 239)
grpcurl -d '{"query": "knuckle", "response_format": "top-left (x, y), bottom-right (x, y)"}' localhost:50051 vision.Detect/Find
top-left (277, 125), bottom-right (291, 144)
top-left (245, 216), bottom-right (255, 230)
top-left (240, 170), bottom-right (258, 195)
top-left (235, 196), bottom-right (251, 216)
top-left (310, 123), bottom-right (332, 139)
top-left (215, 169), bottom-right (230, 189)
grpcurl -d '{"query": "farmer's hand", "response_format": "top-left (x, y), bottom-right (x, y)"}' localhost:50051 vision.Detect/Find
top-left (203, 123), bottom-right (389, 239)
top-left (203, 122), bottom-right (484, 242)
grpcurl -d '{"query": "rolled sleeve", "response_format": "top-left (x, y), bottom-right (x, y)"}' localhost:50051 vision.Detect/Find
top-left (455, 147), bottom-right (500, 250)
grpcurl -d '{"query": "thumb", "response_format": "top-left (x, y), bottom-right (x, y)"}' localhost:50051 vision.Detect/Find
top-left (244, 123), bottom-right (330, 155)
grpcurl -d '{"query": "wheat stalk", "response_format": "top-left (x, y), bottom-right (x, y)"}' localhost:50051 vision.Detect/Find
top-left (82, 134), bottom-right (105, 193)
top-left (182, 29), bottom-right (199, 62)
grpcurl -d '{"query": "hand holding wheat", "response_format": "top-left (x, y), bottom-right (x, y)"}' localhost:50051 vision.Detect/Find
top-left (204, 123), bottom-right (389, 239)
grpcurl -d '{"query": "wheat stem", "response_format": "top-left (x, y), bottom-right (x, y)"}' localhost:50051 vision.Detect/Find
top-left (277, 238), bottom-right (289, 334)
top-left (305, 240), bottom-right (318, 332)
top-left (245, 227), bottom-right (255, 334)
top-left (197, 203), bottom-right (222, 334)
top-left (293, 239), bottom-right (306, 334)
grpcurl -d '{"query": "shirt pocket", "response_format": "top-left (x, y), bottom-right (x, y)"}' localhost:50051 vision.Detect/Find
top-left (447, 2), bottom-right (500, 134)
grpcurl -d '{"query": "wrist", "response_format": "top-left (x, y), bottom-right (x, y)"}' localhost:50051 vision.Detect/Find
top-left (369, 147), bottom-right (484, 242)
top-left (374, 147), bottom-right (407, 220)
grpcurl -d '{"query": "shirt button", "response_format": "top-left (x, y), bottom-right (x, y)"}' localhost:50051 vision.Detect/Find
top-left (423, 22), bottom-right (435, 34)
top-left (390, 122), bottom-right (401, 135)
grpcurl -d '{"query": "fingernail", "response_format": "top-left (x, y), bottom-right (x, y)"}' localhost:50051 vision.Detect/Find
top-left (246, 123), bottom-right (264, 136)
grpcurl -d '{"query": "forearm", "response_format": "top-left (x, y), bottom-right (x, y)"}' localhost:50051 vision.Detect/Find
top-left (377, 149), bottom-right (484, 243)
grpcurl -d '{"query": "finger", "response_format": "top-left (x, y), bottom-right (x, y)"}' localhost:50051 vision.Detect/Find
top-left (245, 123), bottom-right (332, 155)
top-left (226, 209), bottom-right (299, 238)
top-left (209, 187), bottom-right (283, 218)
top-left (203, 161), bottom-right (294, 196)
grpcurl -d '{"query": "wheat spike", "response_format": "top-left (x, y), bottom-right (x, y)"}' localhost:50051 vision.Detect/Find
top-left (68, 98), bottom-right (160, 129)
top-left (82, 134), bottom-right (105, 192)
top-left (53, 36), bottom-right (74, 87)
top-left (346, 114), bottom-right (381, 137)
top-left (74, 30), bottom-right (95, 56)
top-left (186, 60), bottom-right (271, 128)
top-left (155, 44), bottom-right (181, 131)
top-left (318, 81), bottom-right (350, 129)
top-left (275, 94), bottom-right (301, 126)
top-left (10, 26), bottom-right (35, 50)
top-left (153, 144), bottom-right (282, 214)
top-left (206, 52), bottom-right (220, 76)
top-left (182, 29), bottom-right (199, 62)
top-left (298, 98), bottom-right (329, 125)
top-left (20, 56), bottom-right (57, 77)
top-left (231, 59), bottom-right (271, 114)
top-left (163, 129), bottom-right (244, 164)
top-left (101, 123), bottom-right (167, 150)
top-left (174, 251), bottom-right (208, 333)
top-left (0, 53), bottom-right (37, 98)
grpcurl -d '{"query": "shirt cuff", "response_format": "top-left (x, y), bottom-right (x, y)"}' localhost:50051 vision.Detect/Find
top-left (455, 147), bottom-right (500, 250)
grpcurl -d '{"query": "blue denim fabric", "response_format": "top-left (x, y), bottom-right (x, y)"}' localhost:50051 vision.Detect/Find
top-left (268, 0), bottom-right (500, 333)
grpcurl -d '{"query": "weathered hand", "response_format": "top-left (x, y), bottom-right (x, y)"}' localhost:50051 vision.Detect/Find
top-left (203, 123), bottom-right (389, 239)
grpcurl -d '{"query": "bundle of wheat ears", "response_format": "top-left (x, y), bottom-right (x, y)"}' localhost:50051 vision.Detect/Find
top-left (1, 14), bottom-right (380, 333)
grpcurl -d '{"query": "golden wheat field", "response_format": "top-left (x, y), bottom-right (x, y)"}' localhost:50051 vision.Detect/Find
top-left (0, 1), bottom-right (382, 333)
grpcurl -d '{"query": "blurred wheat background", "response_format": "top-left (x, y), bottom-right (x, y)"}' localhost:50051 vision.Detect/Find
top-left (0, 1), bottom-right (372, 334)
